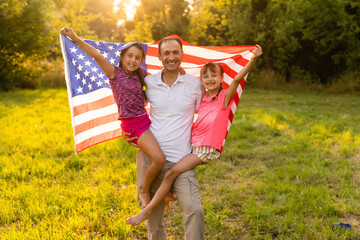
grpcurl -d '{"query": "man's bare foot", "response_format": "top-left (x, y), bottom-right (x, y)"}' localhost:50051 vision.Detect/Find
top-left (126, 209), bottom-right (152, 226)
top-left (139, 192), bottom-right (151, 208)
top-left (164, 191), bottom-right (177, 211)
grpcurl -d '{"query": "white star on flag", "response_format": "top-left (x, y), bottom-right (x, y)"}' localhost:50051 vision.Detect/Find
top-left (78, 54), bottom-right (85, 60)
top-left (102, 52), bottom-right (109, 58)
top-left (70, 47), bottom-right (78, 53)
top-left (76, 86), bottom-right (83, 93)
top-left (98, 72), bottom-right (105, 79)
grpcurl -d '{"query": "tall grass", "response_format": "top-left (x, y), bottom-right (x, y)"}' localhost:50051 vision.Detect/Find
top-left (0, 88), bottom-right (359, 239)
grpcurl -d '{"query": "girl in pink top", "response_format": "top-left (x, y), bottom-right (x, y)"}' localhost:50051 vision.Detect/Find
top-left (61, 27), bottom-right (167, 208)
top-left (127, 45), bottom-right (263, 225)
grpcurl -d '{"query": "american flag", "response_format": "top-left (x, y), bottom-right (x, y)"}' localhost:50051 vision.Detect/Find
top-left (60, 33), bottom-right (255, 154)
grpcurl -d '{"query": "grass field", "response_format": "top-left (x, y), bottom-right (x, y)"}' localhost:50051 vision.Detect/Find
top-left (0, 88), bottom-right (359, 239)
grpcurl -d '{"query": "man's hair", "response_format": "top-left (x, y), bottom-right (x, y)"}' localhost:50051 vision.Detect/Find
top-left (158, 37), bottom-right (183, 55)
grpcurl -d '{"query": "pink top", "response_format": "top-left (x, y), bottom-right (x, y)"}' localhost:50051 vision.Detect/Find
top-left (109, 66), bottom-right (147, 119)
top-left (191, 90), bottom-right (234, 152)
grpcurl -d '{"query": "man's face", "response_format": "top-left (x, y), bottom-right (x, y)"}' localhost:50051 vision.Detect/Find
top-left (158, 40), bottom-right (183, 72)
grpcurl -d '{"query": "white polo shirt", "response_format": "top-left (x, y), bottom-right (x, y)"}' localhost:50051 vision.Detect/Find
top-left (145, 71), bottom-right (203, 163)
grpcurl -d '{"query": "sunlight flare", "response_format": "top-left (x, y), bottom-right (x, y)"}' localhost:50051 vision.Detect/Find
top-left (114, 0), bottom-right (140, 21)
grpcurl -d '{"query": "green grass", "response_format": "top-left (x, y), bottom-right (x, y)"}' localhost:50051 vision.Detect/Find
top-left (0, 88), bottom-right (359, 239)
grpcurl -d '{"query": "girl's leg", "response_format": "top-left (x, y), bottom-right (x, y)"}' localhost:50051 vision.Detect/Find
top-left (126, 153), bottom-right (202, 225)
top-left (137, 129), bottom-right (166, 207)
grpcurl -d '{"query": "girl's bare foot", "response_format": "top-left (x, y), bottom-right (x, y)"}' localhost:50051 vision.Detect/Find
top-left (139, 192), bottom-right (151, 208)
top-left (126, 209), bottom-right (151, 226)
top-left (164, 191), bottom-right (177, 211)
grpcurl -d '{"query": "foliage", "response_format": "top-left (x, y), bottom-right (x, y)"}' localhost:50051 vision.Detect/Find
top-left (0, 0), bottom-right (129, 90)
top-left (189, 0), bottom-right (360, 84)
top-left (125, 0), bottom-right (191, 42)
top-left (0, 88), bottom-right (359, 238)
top-left (189, 0), bottom-right (231, 45)
top-left (2, 0), bottom-right (360, 90)
top-left (85, 0), bottom-right (127, 42)
top-left (50, 0), bottom-right (99, 53)
top-left (0, 0), bottom-right (53, 90)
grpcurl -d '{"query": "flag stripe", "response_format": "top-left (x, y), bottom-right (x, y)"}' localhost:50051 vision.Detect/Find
top-left (75, 113), bottom-right (119, 135)
top-left (73, 95), bottom-right (116, 116)
top-left (75, 128), bottom-right (122, 153)
top-left (72, 88), bottom-right (114, 107)
top-left (75, 121), bottom-right (121, 144)
top-left (73, 104), bottom-right (118, 126)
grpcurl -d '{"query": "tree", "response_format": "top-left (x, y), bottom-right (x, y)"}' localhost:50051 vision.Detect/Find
top-left (0, 0), bottom-right (54, 90)
top-left (84, 0), bottom-right (127, 42)
top-left (125, 0), bottom-right (191, 42)
top-left (189, 0), bottom-right (360, 84)
top-left (189, 0), bottom-right (231, 46)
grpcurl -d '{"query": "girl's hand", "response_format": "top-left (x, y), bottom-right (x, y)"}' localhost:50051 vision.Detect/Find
top-left (60, 27), bottom-right (78, 41)
top-left (251, 44), bottom-right (262, 61)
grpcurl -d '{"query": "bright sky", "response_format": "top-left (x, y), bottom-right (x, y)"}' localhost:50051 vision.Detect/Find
top-left (113, 0), bottom-right (140, 22)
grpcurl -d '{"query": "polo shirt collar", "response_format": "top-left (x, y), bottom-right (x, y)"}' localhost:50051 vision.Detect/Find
top-left (155, 69), bottom-right (184, 86)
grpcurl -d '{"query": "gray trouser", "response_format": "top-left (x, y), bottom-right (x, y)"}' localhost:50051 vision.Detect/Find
top-left (136, 149), bottom-right (205, 240)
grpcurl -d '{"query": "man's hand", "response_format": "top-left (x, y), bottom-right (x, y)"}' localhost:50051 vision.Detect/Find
top-left (122, 131), bottom-right (140, 148)
top-left (179, 67), bottom-right (186, 76)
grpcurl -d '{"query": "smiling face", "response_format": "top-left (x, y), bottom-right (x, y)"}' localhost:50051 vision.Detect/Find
top-left (201, 63), bottom-right (224, 96)
top-left (158, 39), bottom-right (183, 73)
top-left (120, 45), bottom-right (144, 74)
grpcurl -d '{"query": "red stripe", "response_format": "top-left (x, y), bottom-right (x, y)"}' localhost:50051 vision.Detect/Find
top-left (73, 95), bottom-right (116, 116)
top-left (229, 111), bottom-right (234, 123)
top-left (146, 64), bottom-right (164, 70)
top-left (74, 113), bottom-right (119, 135)
top-left (75, 128), bottom-right (122, 153)
top-left (146, 45), bottom-right (159, 57)
top-left (240, 78), bottom-right (246, 89)
top-left (202, 46), bottom-right (256, 54)
top-left (152, 35), bottom-right (256, 54)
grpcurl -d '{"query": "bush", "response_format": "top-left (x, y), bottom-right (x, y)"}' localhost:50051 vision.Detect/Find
top-left (39, 58), bottom-right (66, 88)
top-left (328, 71), bottom-right (360, 93)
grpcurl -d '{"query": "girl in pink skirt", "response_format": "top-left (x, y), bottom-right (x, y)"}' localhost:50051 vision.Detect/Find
top-left (61, 28), bottom-right (168, 207)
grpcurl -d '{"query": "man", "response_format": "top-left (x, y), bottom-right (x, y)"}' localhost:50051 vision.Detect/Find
top-left (124, 37), bottom-right (204, 239)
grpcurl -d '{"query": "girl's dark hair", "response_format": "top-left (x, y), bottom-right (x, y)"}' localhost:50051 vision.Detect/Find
top-left (119, 43), bottom-right (147, 101)
top-left (200, 62), bottom-right (224, 101)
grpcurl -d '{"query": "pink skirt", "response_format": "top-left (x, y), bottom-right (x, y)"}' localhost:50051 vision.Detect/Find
top-left (120, 114), bottom-right (151, 144)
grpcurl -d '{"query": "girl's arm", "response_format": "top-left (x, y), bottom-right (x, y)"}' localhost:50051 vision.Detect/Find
top-left (60, 27), bottom-right (115, 79)
top-left (223, 45), bottom-right (262, 108)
